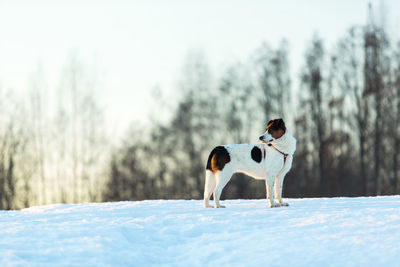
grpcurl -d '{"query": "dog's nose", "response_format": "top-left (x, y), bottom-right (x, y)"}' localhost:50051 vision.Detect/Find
top-left (259, 136), bottom-right (264, 141)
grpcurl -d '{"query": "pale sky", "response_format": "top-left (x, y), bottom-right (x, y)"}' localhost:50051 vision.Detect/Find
top-left (1, 0), bottom-right (399, 137)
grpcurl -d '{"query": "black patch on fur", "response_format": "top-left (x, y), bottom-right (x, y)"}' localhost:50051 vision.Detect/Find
top-left (206, 146), bottom-right (231, 173)
top-left (251, 146), bottom-right (262, 163)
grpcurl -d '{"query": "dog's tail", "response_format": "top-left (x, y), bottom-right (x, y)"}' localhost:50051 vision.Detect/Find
top-left (204, 170), bottom-right (216, 208)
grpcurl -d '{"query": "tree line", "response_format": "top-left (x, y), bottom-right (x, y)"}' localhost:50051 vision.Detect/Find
top-left (0, 52), bottom-right (108, 209)
top-left (104, 6), bottom-right (400, 201)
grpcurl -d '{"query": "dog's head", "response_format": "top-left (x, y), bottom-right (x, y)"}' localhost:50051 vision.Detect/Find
top-left (259, 118), bottom-right (286, 143)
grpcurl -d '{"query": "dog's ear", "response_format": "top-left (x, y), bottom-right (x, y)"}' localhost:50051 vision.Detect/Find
top-left (266, 120), bottom-right (273, 131)
top-left (276, 118), bottom-right (286, 130)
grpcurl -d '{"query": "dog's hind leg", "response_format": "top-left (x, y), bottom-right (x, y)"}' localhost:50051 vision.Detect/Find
top-left (204, 170), bottom-right (216, 208)
top-left (213, 170), bottom-right (232, 208)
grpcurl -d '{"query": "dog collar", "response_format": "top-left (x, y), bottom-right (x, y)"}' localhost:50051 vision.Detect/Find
top-left (267, 143), bottom-right (289, 164)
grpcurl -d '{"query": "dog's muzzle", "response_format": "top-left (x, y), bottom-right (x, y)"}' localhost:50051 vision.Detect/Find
top-left (259, 136), bottom-right (268, 143)
top-left (259, 136), bottom-right (273, 143)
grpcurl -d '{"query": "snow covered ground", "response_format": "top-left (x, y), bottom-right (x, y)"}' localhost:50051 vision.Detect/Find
top-left (1, 196), bottom-right (400, 267)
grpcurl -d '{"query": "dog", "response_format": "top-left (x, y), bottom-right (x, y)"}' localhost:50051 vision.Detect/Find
top-left (203, 118), bottom-right (296, 208)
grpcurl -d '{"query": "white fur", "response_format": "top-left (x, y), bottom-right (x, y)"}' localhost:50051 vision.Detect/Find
top-left (204, 129), bottom-right (296, 208)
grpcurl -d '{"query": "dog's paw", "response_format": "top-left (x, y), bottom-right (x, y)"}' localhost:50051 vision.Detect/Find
top-left (204, 204), bottom-right (214, 208)
top-left (269, 203), bottom-right (280, 208)
top-left (215, 205), bottom-right (226, 208)
top-left (275, 201), bottom-right (289, 207)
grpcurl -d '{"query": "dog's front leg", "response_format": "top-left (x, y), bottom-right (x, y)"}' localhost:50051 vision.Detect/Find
top-left (274, 175), bottom-right (289, 206)
top-left (266, 177), bottom-right (279, 208)
top-left (274, 156), bottom-right (293, 206)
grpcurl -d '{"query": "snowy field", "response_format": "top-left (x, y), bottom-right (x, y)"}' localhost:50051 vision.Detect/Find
top-left (1, 196), bottom-right (400, 267)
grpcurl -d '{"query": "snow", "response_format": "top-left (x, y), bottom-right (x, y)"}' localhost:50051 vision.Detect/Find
top-left (1, 196), bottom-right (400, 266)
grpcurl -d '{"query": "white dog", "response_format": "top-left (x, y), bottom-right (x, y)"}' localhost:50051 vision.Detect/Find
top-left (203, 118), bottom-right (296, 208)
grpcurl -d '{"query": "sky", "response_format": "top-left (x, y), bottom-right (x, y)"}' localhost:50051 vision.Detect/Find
top-left (1, 0), bottom-right (400, 138)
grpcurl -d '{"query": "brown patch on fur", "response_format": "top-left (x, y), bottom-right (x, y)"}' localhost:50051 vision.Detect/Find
top-left (266, 118), bottom-right (286, 133)
top-left (206, 146), bottom-right (231, 174)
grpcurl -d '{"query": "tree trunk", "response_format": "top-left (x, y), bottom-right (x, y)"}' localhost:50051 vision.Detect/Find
top-left (359, 132), bottom-right (367, 195)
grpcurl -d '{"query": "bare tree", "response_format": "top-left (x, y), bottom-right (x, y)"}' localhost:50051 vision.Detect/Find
top-left (254, 40), bottom-right (291, 122)
top-left (362, 4), bottom-right (391, 195)
top-left (0, 91), bottom-right (29, 209)
top-left (301, 35), bottom-right (327, 196)
top-left (55, 51), bottom-right (108, 204)
top-left (29, 63), bottom-right (48, 205)
top-left (335, 26), bottom-right (371, 195)
top-left (391, 42), bottom-right (400, 194)
top-left (219, 63), bottom-right (256, 144)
